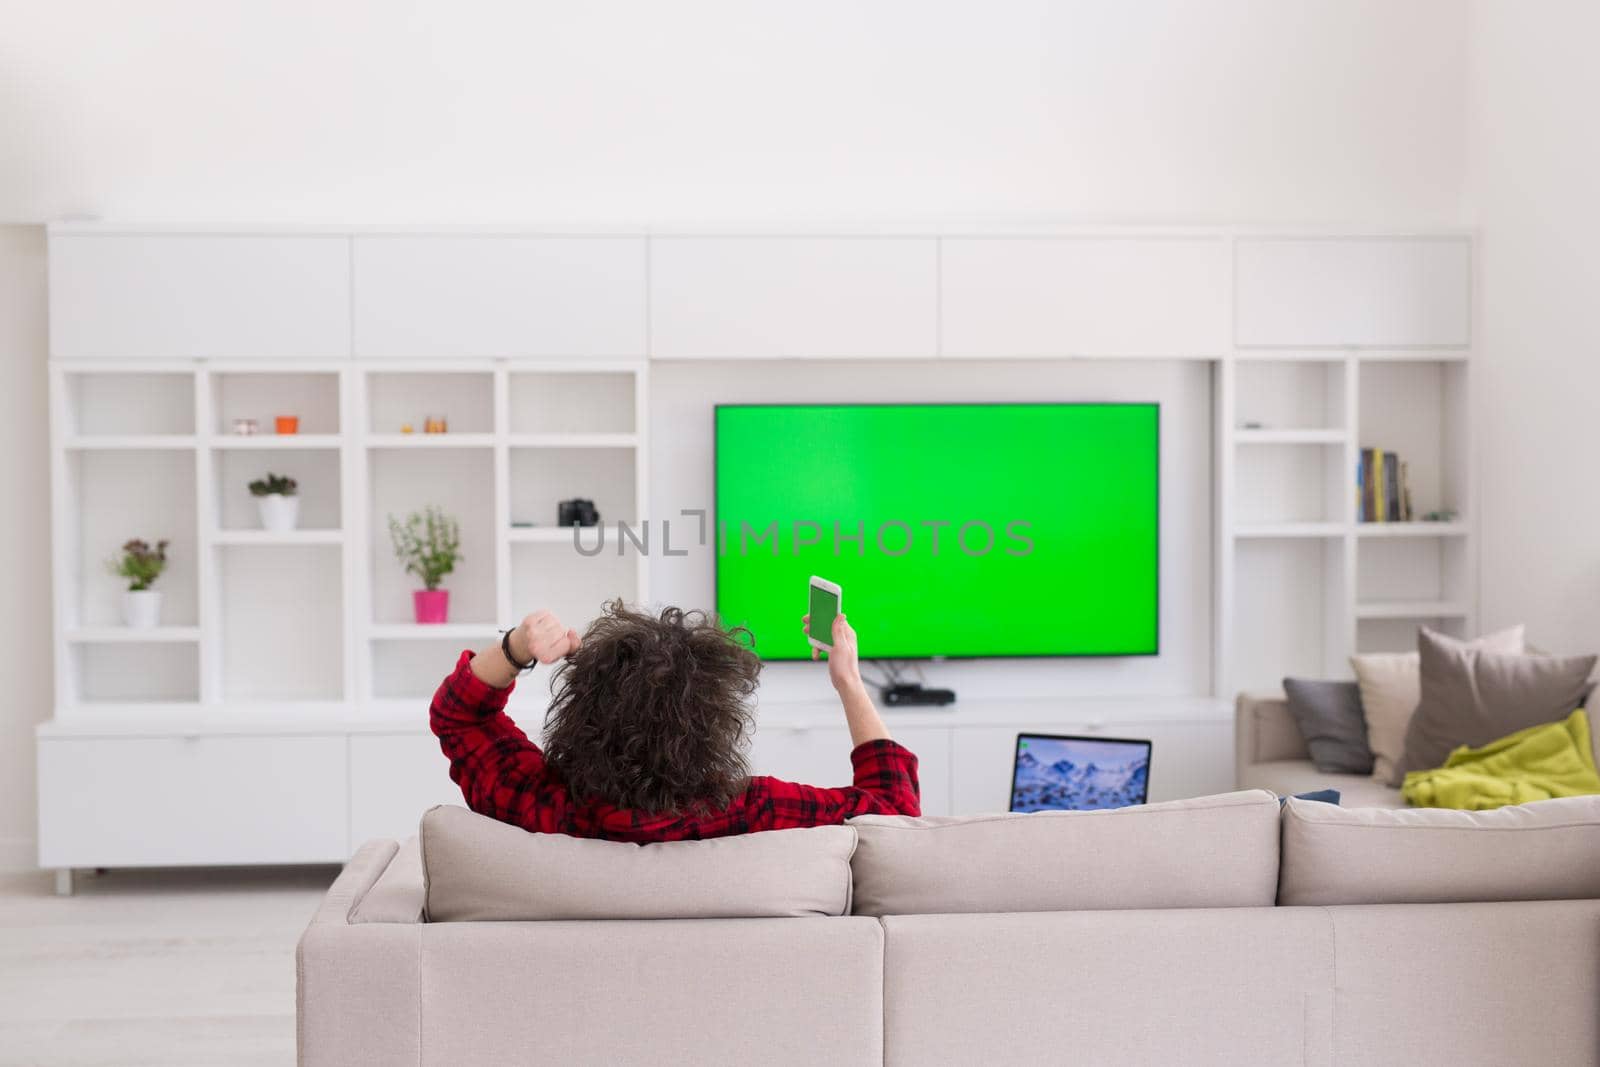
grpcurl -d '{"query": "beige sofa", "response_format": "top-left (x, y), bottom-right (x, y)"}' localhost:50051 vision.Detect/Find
top-left (1235, 690), bottom-right (1407, 806)
top-left (299, 791), bottom-right (1600, 1066)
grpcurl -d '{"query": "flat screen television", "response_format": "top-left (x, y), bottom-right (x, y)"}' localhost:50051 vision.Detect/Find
top-left (714, 402), bottom-right (1158, 660)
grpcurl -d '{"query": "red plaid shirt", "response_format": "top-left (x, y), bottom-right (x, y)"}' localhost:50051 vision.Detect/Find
top-left (430, 651), bottom-right (921, 842)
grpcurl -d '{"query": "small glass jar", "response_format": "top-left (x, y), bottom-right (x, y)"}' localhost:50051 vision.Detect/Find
top-left (231, 417), bottom-right (259, 436)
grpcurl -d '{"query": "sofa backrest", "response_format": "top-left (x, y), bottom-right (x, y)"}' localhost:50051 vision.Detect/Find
top-left (1235, 690), bottom-right (1310, 769)
top-left (1279, 794), bottom-right (1600, 905)
top-left (849, 789), bottom-right (1281, 916)
top-left (420, 804), bottom-right (858, 921)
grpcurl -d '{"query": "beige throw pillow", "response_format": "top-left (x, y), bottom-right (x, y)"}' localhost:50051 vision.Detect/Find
top-left (1351, 624), bottom-right (1524, 787)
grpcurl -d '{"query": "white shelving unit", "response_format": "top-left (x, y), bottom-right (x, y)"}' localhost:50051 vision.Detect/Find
top-left (38, 223), bottom-right (1472, 877)
top-left (1218, 236), bottom-right (1476, 691)
top-left (49, 358), bottom-right (649, 718)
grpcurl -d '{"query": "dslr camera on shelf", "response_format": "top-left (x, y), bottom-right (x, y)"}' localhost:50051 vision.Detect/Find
top-left (558, 498), bottom-right (600, 527)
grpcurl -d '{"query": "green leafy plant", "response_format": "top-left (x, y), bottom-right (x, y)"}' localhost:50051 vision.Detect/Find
top-left (109, 538), bottom-right (169, 592)
top-left (248, 472), bottom-right (298, 497)
top-left (388, 506), bottom-right (461, 591)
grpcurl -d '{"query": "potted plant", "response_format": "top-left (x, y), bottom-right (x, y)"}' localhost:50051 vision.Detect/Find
top-left (109, 538), bottom-right (169, 628)
top-left (248, 472), bottom-right (299, 532)
top-left (389, 506), bottom-right (461, 624)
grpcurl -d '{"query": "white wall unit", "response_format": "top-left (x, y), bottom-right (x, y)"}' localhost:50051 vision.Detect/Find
top-left (649, 237), bottom-right (938, 359)
top-left (49, 235), bottom-right (351, 360)
top-left (1222, 283), bottom-right (1474, 692)
top-left (39, 225), bottom-right (1472, 872)
top-left (37, 734), bottom-right (348, 866)
top-left (352, 237), bottom-right (647, 359)
top-left (349, 733), bottom-right (469, 844)
top-left (1235, 238), bottom-right (1471, 348)
top-left (939, 237), bottom-right (1231, 358)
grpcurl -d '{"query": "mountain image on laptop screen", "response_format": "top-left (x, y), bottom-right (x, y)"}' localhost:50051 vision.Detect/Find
top-left (1011, 736), bottom-right (1150, 812)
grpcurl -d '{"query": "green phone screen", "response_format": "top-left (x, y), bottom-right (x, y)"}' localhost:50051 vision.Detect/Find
top-left (809, 583), bottom-right (840, 647)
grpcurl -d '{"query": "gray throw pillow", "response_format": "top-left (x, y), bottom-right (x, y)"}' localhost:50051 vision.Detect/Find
top-left (1396, 629), bottom-right (1598, 782)
top-left (1282, 678), bottom-right (1374, 775)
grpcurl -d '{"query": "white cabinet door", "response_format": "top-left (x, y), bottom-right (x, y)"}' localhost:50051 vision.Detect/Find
top-left (49, 234), bottom-right (351, 360)
top-left (649, 237), bottom-right (938, 359)
top-left (349, 732), bottom-right (466, 844)
top-left (1235, 238), bottom-right (1471, 347)
top-left (352, 236), bottom-right (647, 358)
top-left (751, 725), bottom-right (951, 815)
top-left (950, 720), bottom-right (1235, 816)
top-left (939, 237), bottom-right (1231, 358)
top-left (36, 734), bottom-right (349, 866)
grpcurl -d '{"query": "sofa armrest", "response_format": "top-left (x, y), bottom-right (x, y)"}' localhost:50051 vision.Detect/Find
top-left (298, 839), bottom-right (421, 1066)
top-left (307, 838), bottom-right (400, 927)
top-left (1234, 692), bottom-right (1310, 781)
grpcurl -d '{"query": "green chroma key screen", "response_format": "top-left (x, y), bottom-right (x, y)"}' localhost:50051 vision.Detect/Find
top-left (714, 403), bottom-right (1159, 660)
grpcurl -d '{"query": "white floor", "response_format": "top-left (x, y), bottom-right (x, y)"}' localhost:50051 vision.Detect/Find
top-left (0, 865), bottom-right (337, 1067)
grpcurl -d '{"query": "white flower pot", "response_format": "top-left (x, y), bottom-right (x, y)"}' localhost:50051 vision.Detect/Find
top-left (123, 589), bottom-right (162, 629)
top-left (256, 493), bottom-right (300, 532)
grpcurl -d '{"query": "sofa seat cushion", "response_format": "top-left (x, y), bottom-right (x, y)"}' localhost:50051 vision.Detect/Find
top-left (1238, 760), bottom-right (1404, 808)
top-left (849, 789), bottom-right (1280, 917)
top-left (420, 805), bottom-right (856, 921)
top-left (1279, 794), bottom-right (1600, 905)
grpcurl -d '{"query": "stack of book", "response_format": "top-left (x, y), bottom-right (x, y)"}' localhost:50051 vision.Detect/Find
top-left (1358, 447), bottom-right (1414, 523)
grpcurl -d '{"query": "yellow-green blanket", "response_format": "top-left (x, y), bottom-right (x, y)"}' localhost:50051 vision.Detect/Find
top-left (1402, 709), bottom-right (1600, 809)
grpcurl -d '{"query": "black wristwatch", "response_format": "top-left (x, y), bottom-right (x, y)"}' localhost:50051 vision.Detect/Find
top-left (501, 628), bottom-right (536, 672)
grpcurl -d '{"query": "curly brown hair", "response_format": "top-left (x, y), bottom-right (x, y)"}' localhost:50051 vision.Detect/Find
top-left (542, 600), bottom-right (762, 815)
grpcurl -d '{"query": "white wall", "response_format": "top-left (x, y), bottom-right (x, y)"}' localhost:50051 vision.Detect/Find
top-left (0, 226), bottom-right (51, 870)
top-left (650, 360), bottom-right (1214, 704)
top-left (1467, 0), bottom-right (1600, 653)
top-left (2, 0), bottom-right (1466, 226)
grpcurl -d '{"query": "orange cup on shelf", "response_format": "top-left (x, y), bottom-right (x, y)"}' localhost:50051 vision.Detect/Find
top-left (275, 415), bottom-right (300, 435)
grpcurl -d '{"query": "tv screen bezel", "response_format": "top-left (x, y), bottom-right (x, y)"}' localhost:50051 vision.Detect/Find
top-left (712, 400), bottom-right (1161, 662)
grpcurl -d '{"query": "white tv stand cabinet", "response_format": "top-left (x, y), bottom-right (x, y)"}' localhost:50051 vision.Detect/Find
top-left (38, 224), bottom-right (1473, 887)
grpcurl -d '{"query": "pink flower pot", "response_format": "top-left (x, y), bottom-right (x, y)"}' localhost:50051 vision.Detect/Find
top-left (413, 589), bottom-right (450, 624)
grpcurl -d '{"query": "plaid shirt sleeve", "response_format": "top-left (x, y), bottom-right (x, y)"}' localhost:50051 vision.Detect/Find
top-left (428, 650), bottom-right (569, 831)
top-left (749, 738), bottom-right (922, 830)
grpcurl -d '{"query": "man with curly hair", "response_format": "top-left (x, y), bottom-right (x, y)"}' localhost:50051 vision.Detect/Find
top-left (429, 601), bottom-right (921, 841)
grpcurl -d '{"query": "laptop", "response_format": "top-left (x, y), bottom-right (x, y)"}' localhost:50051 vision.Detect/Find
top-left (1009, 733), bottom-right (1153, 812)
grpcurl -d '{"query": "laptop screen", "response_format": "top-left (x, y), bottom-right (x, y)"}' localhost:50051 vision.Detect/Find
top-left (1010, 734), bottom-right (1152, 812)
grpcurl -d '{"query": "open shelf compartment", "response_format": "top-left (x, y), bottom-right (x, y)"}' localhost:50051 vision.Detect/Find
top-left (212, 447), bottom-right (342, 532)
top-left (1357, 359), bottom-right (1469, 526)
top-left (1234, 443), bottom-right (1351, 526)
top-left (508, 447), bottom-right (637, 531)
top-left (1234, 358), bottom-right (1347, 435)
top-left (216, 544), bottom-right (345, 702)
top-left (368, 446), bottom-right (498, 626)
top-left (507, 370), bottom-right (637, 436)
top-left (367, 371), bottom-right (494, 436)
top-left (64, 449), bottom-right (199, 629)
top-left (210, 370), bottom-right (341, 437)
top-left (1230, 536), bottom-right (1349, 691)
top-left (62, 370), bottom-right (195, 439)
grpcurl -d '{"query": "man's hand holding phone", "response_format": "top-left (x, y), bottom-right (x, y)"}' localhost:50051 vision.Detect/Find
top-left (803, 612), bottom-right (864, 694)
top-left (803, 610), bottom-right (888, 745)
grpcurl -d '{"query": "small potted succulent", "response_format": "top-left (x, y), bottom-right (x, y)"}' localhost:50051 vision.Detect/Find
top-left (388, 505), bottom-right (461, 624)
top-left (249, 472), bottom-right (299, 532)
top-left (109, 538), bottom-right (169, 628)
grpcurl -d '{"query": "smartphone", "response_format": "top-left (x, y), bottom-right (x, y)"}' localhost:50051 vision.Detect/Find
top-left (808, 576), bottom-right (841, 651)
